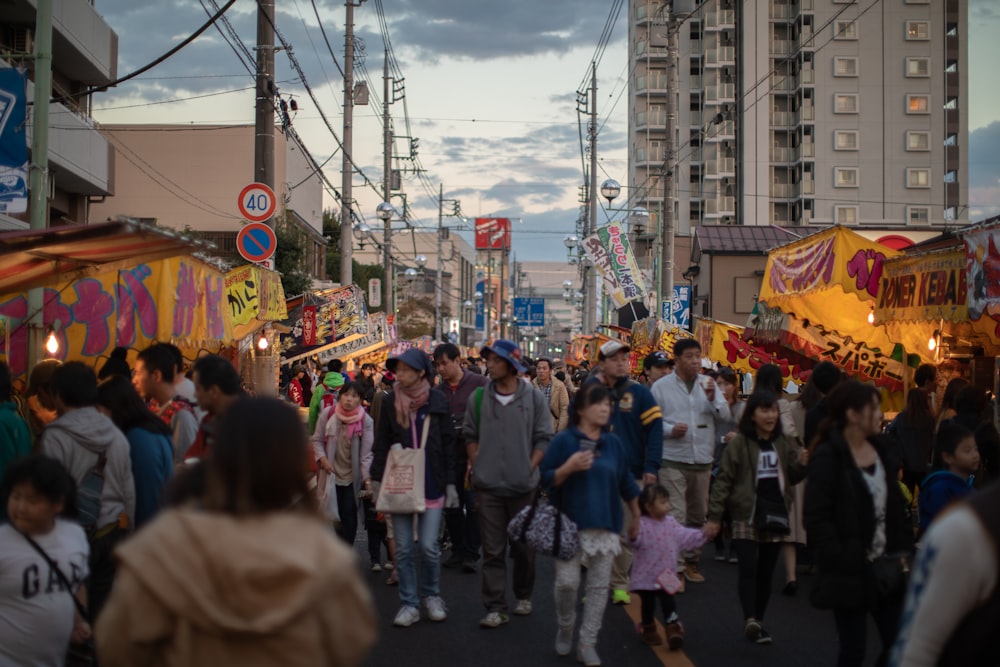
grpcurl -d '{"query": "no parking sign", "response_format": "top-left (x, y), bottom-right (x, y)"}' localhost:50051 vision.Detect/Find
top-left (236, 223), bottom-right (277, 264)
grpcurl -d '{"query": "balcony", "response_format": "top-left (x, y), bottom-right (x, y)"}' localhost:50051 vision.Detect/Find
top-left (42, 103), bottom-right (113, 195)
top-left (771, 183), bottom-right (797, 198)
top-left (771, 74), bottom-right (798, 91)
top-left (705, 46), bottom-right (736, 64)
top-left (635, 147), bottom-right (665, 165)
top-left (635, 42), bottom-right (670, 59)
top-left (770, 111), bottom-right (797, 127)
top-left (705, 120), bottom-right (735, 137)
top-left (690, 75), bottom-right (703, 89)
top-left (689, 110), bottom-right (703, 127)
top-left (801, 179), bottom-right (815, 195)
top-left (770, 3), bottom-right (796, 20)
top-left (705, 196), bottom-right (736, 214)
top-left (705, 83), bottom-right (736, 102)
top-left (800, 143), bottom-right (815, 158)
top-left (705, 9), bottom-right (736, 28)
top-left (689, 183), bottom-right (703, 198)
top-left (690, 148), bottom-right (704, 163)
top-left (799, 105), bottom-right (815, 122)
top-left (635, 2), bottom-right (660, 23)
top-left (801, 68), bottom-right (815, 84)
top-left (635, 111), bottom-right (666, 129)
top-left (771, 40), bottom-right (795, 55)
top-left (797, 0), bottom-right (814, 11)
top-left (636, 75), bottom-right (668, 94)
top-left (770, 146), bottom-right (797, 162)
top-left (7, 0), bottom-right (118, 86)
top-left (796, 30), bottom-right (816, 51)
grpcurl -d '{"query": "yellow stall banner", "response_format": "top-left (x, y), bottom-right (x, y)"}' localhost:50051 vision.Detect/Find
top-left (707, 319), bottom-right (810, 386)
top-left (876, 250), bottom-right (968, 324)
top-left (0, 256), bottom-right (232, 377)
top-left (225, 265), bottom-right (288, 332)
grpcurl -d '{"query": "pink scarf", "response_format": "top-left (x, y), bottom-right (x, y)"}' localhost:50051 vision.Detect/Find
top-left (335, 402), bottom-right (365, 440)
top-left (394, 379), bottom-right (430, 429)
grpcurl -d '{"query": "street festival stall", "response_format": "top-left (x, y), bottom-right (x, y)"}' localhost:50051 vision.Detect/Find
top-left (276, 284), bottom-right (390, 369)
top-left (0, 221), bottom-right (236, 378)
top-left (753, 226), bottom-right (917, 407)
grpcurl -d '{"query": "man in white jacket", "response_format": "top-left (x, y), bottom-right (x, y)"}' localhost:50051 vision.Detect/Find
top-left (651, 338), bottom-right (730, 583)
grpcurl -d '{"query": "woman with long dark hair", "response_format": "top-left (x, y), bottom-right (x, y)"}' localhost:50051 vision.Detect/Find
top-left (95, 398), bottom-right (375, 667)
top-left (705, 390), bottom-right (807, 644)
top-left (97, 375), bottom-right (174, 529)
top-left (885, 386), bottom-right (935, 495)
top-left (804, 380), bottom-right (913, 667)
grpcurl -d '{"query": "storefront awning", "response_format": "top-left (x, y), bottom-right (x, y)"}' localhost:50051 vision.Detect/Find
top-left (0, 221), bottom-right (215, 295)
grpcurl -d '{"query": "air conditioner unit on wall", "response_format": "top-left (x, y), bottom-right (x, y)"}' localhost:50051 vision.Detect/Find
top-left (9, 27), bottom-right (33, 54)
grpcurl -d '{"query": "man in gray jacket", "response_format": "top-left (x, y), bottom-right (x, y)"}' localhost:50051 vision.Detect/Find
top-left (464, 339), bottom-right (552, 629)
top-left (40, 361), bottom-right (135, 622)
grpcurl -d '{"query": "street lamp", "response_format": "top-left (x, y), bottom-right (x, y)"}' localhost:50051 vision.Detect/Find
top-left (415, 255), bottom-right (428, 272)
top-left (600, 178), bottom-right (621, 205)
top-left (375, 202), bottom-right (398, 313)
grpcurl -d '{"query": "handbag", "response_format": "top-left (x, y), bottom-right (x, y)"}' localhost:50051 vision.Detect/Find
top-left (507, 488), bottom-right (579, 561)
top-left (871, 554), bottom-right (910, 599)
top-left (376, 416), bottom-right (430, 514)
top-left (20, 532), bottom-right (95, 667)
top-left (655, 567), bottom-right (684, 595)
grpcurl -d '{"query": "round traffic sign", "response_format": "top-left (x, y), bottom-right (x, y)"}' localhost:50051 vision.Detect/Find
top-left (236, 222), bottom-right (278, 263)
top-left (238, 182), bottom-right (277, 223)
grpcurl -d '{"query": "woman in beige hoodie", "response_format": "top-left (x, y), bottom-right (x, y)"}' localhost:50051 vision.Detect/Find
top-left (95, 398), bottom-right (376, 667)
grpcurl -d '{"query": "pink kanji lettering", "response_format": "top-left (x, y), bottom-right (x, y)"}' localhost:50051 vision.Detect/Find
top-left (116, 265), bottom-right (157, 347)
top-left (205, 275), bottom-right (225, 339)
top-left (70, 279), bottom-right (114, 355)
top-left (173, 262), bottom-right (197, 337)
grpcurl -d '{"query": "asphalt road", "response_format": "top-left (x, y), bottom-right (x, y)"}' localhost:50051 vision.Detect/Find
top-left (355, 536), bottom-right (885, 667)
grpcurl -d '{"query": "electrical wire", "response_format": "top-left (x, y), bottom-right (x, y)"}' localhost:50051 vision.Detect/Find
top-left (51, 0), bottom-right (239, 104)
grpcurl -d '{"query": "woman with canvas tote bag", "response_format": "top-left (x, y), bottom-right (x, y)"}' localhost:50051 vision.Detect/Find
top-left (371, 349), bottom-right (457, 628)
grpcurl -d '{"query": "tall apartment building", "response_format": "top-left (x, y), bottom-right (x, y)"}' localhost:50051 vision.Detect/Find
top-left (0, 0), bottom-right (117, 230)
top-left (629, 0), bottom-right (967, 240)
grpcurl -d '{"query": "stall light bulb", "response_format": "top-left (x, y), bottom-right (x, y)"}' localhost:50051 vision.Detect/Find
top-left (257, 334), bottom-right (269, 351)
top-left (927, 336), bottom-right (937, 352)
top-left (44, 330), bottom-right (59, 355)
top-left (867, 310), bottom-right (875, 325)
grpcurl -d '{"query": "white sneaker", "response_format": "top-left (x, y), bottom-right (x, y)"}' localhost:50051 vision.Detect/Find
top-left (393, 605), bottom-right (420, 627)
top-left (424, 596), bottom-right (448, 622)
top-left (513, 599), bottom-right (533, 615)
top-left (555, 625), bottom-right (573, 655)
top-left (479, 611), bottom-right (510, 628)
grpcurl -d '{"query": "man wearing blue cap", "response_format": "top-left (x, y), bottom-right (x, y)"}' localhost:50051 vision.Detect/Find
top-left (464, 339), bottom-right (553, 628)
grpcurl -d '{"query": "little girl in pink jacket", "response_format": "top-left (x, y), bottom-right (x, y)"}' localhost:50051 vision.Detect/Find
top-left (628, 484), bottom-right (709, 649)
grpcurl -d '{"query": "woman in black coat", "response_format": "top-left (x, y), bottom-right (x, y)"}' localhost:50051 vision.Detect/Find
top-left (369, 348), bottom-right (456, 627)
top-left (804, 380), bottom-right (913, 667)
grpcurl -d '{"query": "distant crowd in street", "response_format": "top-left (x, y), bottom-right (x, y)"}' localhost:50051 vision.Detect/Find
top-left (1, 334), bottom-right (999, 666)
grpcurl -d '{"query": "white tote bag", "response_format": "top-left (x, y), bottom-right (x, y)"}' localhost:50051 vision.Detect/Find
top-left (375, 417), bottom-right (430, 514)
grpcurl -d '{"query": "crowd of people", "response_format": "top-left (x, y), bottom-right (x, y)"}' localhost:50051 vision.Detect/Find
top-left (1, 335), bottom-right (999, 666)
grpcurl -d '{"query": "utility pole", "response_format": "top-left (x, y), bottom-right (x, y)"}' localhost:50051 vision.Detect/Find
top-left (26, 0), bottom-right (53, 367)
top-left (435, 183), bottom-right (444, 342)
top-left (661, 2), bottom-right (677, 321)
top-left (382, 50), bottom-right (393, 313)
top-left (254, 0), bottom-right (275, 213)
top-left (340, 0), bottom-right (358, 286)
top-left (585, 62), bottom-right (598, 334)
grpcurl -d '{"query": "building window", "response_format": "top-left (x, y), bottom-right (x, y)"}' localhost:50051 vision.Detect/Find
top-left (835, 205), bottom-right (858, 225)
top-left (835, 167), bottom-right (859, 188)
top-left (906, 21), bottom-right (930, 40)
top-left (906, 94), bottom-right (930, 114)
top-left (834, 94), bottom-right (858, 114)
top-left (907, 206), bottom-right (931, 223)
top-left (907, 168), bottom-right (931, 188)
top-left (906, 131), bottom-right (931, 151)
top-left (834, 21), bottom-right (858, 40)
top-left (834, 130), bottom-right (859, 150)
top-left (833, 57), bottom-right (858, 77)
top-left (906, 57), bottom-right (930, 77)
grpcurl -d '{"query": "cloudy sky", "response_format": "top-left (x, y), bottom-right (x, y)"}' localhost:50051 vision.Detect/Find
top-left (93, 0), bottom-right (1000, 263)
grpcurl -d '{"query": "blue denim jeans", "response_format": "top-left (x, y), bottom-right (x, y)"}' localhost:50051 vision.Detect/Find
top-left (392, 508), bottom-right (443, 608)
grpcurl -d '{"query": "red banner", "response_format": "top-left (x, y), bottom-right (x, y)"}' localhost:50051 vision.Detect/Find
top-left (302, 305), bottom-right (317, 346)
top-left (475, 218), bottom-right (511, 250)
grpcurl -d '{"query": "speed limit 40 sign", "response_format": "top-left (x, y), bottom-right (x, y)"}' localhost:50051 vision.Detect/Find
top-left (238, 183), bottom-right (277, 223)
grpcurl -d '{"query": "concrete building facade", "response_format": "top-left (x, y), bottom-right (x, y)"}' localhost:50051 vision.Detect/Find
top-left (628, 0), bottom-right (968, 245)
top-left (89, 125), bottom-right (326, 278)
top-left (1, 0), bottom-right (117, 229)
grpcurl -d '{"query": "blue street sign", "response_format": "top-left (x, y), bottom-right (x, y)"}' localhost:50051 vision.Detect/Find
top-left (514, 297), bottom-right (545, 327)
top-left (475, 280), bottom-right (485, 333)
top-left (661, 285), bottom-right (691, 329)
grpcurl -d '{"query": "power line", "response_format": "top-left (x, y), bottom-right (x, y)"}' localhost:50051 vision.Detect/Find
top-left (52, 0), bottom-right (239, 105)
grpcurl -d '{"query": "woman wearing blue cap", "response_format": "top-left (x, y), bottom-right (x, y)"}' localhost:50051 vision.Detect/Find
top-left (370, 348), bottom-right (457, 627)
